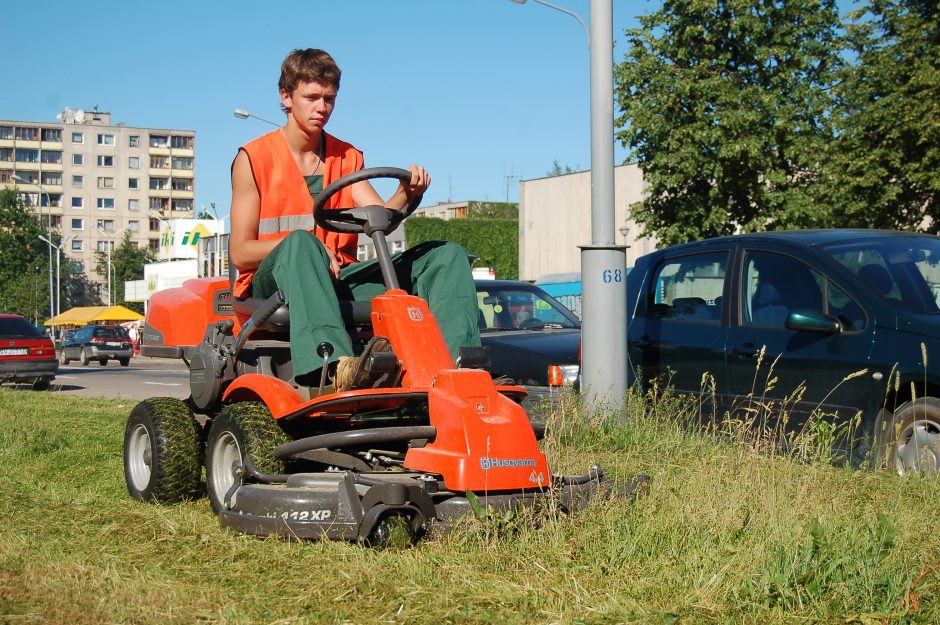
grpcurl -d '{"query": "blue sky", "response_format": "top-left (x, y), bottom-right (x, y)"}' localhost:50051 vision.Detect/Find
top-left (1, 0), bottom-right (640, 217)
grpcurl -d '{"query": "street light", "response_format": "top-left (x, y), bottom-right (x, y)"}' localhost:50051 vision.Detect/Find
top-left (39, 235), bottom-right (72, 320)
top-left (96, 225), bottom-right (130, 306)
top-left (511, 0), bottom-right (624, 411)
top-left (509, 0), bottom-right (590, 47)
top-left (233, 109), bottom-right (280, 127)
top-left (12, 173), bottom-right (56, 339)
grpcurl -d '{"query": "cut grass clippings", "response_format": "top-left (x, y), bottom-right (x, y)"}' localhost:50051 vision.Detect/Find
top-left (1, 387), bottom-right (939, 624)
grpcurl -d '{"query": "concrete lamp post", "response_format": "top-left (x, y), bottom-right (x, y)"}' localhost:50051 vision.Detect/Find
top-left (510, 0), bottom-right (626, 412)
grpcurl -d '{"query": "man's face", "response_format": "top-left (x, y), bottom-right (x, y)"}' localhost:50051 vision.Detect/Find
top-left (281, 80), bottom-right (337, 133)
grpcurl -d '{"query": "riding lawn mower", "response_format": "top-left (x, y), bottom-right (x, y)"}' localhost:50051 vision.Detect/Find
top-left (124, 168), bottom-right (641, 545)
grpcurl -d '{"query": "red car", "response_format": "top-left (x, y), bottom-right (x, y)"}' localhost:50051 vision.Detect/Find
top-left (0, 314), bottom-right (58, 390)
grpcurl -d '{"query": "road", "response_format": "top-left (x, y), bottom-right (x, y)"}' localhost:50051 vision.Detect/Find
top-left (50, 356), bottom-right (190, 400)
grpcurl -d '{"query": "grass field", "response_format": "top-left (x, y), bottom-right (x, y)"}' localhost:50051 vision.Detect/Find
top-left (1, 387), bottom-right (939, 624)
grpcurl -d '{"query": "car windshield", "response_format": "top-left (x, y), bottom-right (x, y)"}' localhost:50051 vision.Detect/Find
top-left (822, 235), bottom-right (940, 315)
top-left (0, 317), bottom-right (44, 339)
top-left (94, 327), bottom-right (128, 339)
top-left (476, 285), bottom-right (580, 330)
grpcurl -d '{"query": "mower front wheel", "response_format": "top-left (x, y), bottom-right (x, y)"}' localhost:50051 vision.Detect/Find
top-left (205, 402), bottom-right (291, 513)
top-left (124, 397), bottom-right (202, 503)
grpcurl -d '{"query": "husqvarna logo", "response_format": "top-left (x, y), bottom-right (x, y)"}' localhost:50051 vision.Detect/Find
top-left (407, 307), bottom-right (424, 322)
top-left (479, 456), bottom-right (537, 470)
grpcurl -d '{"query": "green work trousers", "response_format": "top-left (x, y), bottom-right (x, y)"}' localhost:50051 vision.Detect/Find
top-left (249, 230), bottom-right (481, 382)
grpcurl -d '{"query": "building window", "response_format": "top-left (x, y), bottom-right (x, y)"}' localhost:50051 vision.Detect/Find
top-left (391, 241), bottom-right (405, 254)
top-left (150, 155), bottom-right (169, 169)
top-left (97, 134), bottom-right (115, 146)
top-left (0, 148), bottom-right (11, 162)
top-left (357, 244), bottom-right (369, 261)
top-left (71, 197), bottom-right (83, 209)
top-left (128, 178), bottom-right (139, 189)
top-left (149, 218), bottom-right (161, 231)
top-left (128, 199), bottom-right (139, 211)
top-left (73, 153), bottom-right (84, 166)
top-left (41, 128), bottom-right (61, 142)
top-left (149, 197), bottom-right (168, 212)
top-left (39, 151), bottom-right (62, 165)
top-left (149, 135), bottom-right (168, 148)
top-left (129, 135), bottom-right (139, 148)
top-left (171, 135), bottom-right (193, 149)
top-left (171, 156), bottom-right (194, 170)
top-left (0, 126), bottom-right (12, 140)
top-left (148, 239), bottom-right (159, 251)
top-left (128, 220), bottom-right (140, 233)
top-left (72, 132), bottom-right (84, 144)
top-left (171, 178), bottom-right (193, 191)
top-left (71, 218), bottom-right (84, 230)
top-left (42, 195), bottom-right (62, 209)
top-left (13, 171), bottom-right (38, 184)
top-left (97, 155), bottom-right (114, 167)
top-left (97, 177), bottom-right (115, 189)
top-left (15, 148), bottom-right (39, 163)
top-left (0, 171), bottom-right (10, 184)
top-left (172, 199), bottom-right (193, 212)
top-left (97, 219), bottom-right (115, 232)
top-left (41, 172), bottom-right (62, 186)
top-left (71, 240), bottom-right (83, 252)
top-left (14, 127), bottom-right (39, 141)
top-left (149, 177), bottom-right (169, 190)
top-left (72, 175), bottom-right (83, 187)
top-left (97, 198), bottom-right (115, 210)
top-left (128, 156), bottom-right (139, 169)
top-left (96, 240), bottom-right (112, 252)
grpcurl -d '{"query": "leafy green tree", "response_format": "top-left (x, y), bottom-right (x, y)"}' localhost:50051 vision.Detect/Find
top-left (94, 231), bottom-right (155, 312)
top-left (828, 0), bottom-right (940, 230)
top-left (467, 201), bottom-right (518, 220)
top-left (546, 160), bottom-right (579, 177)
top-left (615, 0), bottom-right (843, 246)
top-left (0, 188), bottom-right (51, 322)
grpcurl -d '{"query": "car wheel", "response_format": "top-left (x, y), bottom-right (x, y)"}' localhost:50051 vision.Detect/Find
top-left (59, 350), bottom-right (69, 365)
top-left (119, 358), bottom-right (130, 367)
top-left (80, 349), bottom-right (89, 366)
top-left (99, 359), bottom-right (108, 366)
top-left (32, 377), bottom-right (51, 391)
top-left (205, 401), bottom-right (290, 513)
top-left (876, 397), bottom-right (940, 476)
top-left (124, 397), bottom-right (203, 503)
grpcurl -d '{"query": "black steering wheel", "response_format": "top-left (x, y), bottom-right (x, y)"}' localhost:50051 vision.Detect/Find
top-left (313, 167), bottom-right (423, 235)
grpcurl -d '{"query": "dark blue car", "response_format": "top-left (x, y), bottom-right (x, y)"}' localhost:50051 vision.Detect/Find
top-left (627, 230), bottom-right (940, 474)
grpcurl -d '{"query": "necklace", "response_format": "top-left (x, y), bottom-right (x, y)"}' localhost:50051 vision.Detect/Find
top-left (308, 133), bottom-right (325, 175)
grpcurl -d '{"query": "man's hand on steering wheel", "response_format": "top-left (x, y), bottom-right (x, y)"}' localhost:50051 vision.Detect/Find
top-left (401, 165), bottom-right (431, 206)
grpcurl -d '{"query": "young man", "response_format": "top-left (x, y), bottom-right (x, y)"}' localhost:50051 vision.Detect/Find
top-left (229, 48), bottom-right (480, 388)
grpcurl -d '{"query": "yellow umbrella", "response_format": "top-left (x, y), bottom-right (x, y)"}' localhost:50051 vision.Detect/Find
top-left (91, 305), bottom-right (144, 323)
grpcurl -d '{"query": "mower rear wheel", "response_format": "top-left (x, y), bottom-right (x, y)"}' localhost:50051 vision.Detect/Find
top-left (80, 349), bottom-right (89, 366)
top-left (205, 401), bottom-right (291, 513)
top-left (124, 397), bottom-right (202, 503)
top-left (59, 350), bottom-right (69, 365)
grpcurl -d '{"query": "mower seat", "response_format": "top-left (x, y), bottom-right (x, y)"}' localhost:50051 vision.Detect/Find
top-left (232, 294), bottom-right (372, 333)
top-left (229, 257), bottom-right (372, 333)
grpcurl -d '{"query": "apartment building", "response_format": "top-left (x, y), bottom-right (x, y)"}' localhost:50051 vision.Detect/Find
top-left (0, 108), bottom-right (196, 300)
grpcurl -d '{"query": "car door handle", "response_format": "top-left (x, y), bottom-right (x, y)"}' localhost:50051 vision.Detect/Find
top-left (731, 343), bottom-right (758, 358)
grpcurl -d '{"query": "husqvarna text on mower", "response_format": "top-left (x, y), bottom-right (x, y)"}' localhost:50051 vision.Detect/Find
top-left (124, 168), bottom-right (627, 545)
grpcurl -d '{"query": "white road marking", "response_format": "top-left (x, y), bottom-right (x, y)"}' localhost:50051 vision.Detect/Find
top-left (142, 381), bottom-right (182, 386)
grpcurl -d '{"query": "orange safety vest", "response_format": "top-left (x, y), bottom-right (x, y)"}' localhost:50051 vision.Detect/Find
top-left (233, 129), bottom-right (362, 297)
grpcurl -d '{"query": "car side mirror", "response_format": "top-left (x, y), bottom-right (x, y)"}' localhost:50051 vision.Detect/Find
top-left (785, 309), bottom-right (842, 335)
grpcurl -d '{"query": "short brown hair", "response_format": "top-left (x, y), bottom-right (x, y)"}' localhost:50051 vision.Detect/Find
top-left (278, 48), bottom-right (341, 95)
